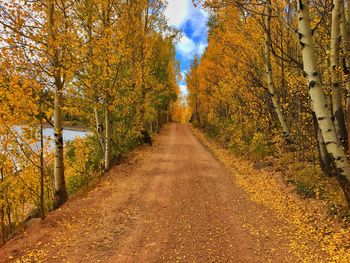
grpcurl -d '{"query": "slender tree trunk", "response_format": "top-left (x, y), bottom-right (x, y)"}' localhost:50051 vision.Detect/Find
top-left (1, 170), bottom-right (5, 244)
top-left (0, 205), bottom-right (5, 245)
top-left (264, 0), bottom-right (291, 142)
top-left (104, 104), bottom-right (112, 171)
top-left (6, 203), bottom-right (11, 236)
top-left (297, 0), bottom-right (350, 205)
top-left (330, 0), bottom-right (348, 148)
top-left (341, 0), bottom-right (350, 151)
top-left (94, 106), bottom-right (105, 153)
top-left (345, 0), bottom-right (350, 22)
top-left (157, 108), bottom-right (160, 133)
top-left (52, 84), bottom-right (66, 205)
top-left (53, 81), bottom-right (67, 208)
top-left (39, 115), bottom-right (45, 220)
top-left (48, 0), bottom-right (68, 209)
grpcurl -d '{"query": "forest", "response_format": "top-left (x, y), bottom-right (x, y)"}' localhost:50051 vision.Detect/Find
top-left (1, 0), bottom-right (350, 261)
top-left (188, 0), bottom-right (350, 213)
top-left (0, 0), bottom-right (179, 245)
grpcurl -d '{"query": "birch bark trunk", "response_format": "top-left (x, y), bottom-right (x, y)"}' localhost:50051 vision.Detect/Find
top-left (39, 110), bottom-right (45, 219)
top-left (311, 110), bottom-right (333, 177)
top-left (48, 0), bottom-right (67, 209)
top-left (330, 0), bottom-right (348, 147)
top-left (104, 104), bottom-right (112, 171)
top-left (264, 0), bottom-right (291, 142)
top-left (94, 107), bottom-right (105, 153)
top-left (297, 0), bottom-right (350, 204)
top-left (341, 0), bottom-right (350, 151)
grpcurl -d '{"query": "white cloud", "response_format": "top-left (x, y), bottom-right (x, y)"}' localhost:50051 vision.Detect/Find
top-left (188, 9), bottom-right (209, 38)
top-left (197, 42), bottom-right (207, 56)
top-left (164, 0), bottom-right (190, 27)
top-left (176, 35), bottom-right (196, 57)
top-left (165, 0), bottom-right (208, 96)
top-left (181, 70), bottom-right (188, 80)
top-left (176, 35), bottom-right (207, 59)
top-left (179, 84), bottom-right (189, 96)
top-left (165, 0), bottom-right (208, 34)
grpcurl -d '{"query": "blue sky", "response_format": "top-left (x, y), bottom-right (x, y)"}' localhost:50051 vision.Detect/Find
top-left (164, 0), bottom-right (209, 96)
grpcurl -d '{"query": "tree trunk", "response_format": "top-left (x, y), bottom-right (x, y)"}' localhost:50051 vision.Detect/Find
top-left (0, 205), bottom-right (5, 245)
top-left (6, 204), bottom-right (11, 236)
top-left (341, 0), bottom-right (350, 151)
top-left (104, 104), bottom-right (112, 171)
top-left (264, 0), bottom-right (291, 142)
top-left (94, 106), bottom-right (105, 153)
top-left (330, 0), bottom-right (348, 148)
top-left (345, 0), bottom-right (350, 23)
top-left (48, 0), bottom-right (67, 209)
top-left (157, 108), bottom-right (161, 133)
top-left (53, 81), bottom-right (67, 208)
top-left (311, 111), bottom-right (333, 177)
top-left (297, 0), bottom-right (350, 205)
top-left (39, 115), bottom-right (45, 220)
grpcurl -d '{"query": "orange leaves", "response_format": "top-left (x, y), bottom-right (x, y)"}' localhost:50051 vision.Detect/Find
top-left (0, 0), bottom-right (179, 239)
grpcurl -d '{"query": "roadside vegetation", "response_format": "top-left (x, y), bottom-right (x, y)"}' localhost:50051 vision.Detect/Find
top-left (0, 0), bottom-right (179, 245)
top-left (188, 1), bottom-right (350, 213)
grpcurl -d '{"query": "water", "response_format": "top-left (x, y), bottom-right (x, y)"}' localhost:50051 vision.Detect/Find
top-left (43, 128), bottom-right (87, 142)
top-left (42, 128), bottom-right (88, 150)
top-left (1, 126), bottom-right (88, 152)
top-left (0, 127), bottom-right (88, 175)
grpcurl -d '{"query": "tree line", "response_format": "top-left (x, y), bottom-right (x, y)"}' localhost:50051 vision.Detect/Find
top-left (188, 0), bottom-right (350, 206)
top-left (0, 0), bottom-right (179, 244)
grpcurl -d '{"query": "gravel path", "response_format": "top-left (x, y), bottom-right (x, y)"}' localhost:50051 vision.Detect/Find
top-left (0, 124), bottom-right (296, 262)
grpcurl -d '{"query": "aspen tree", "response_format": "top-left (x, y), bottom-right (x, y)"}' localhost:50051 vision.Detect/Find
top-left (263, 0), bottom-right (291, 142)
top-left (330, 0), bottom-right (347, 147)
top-left (341, 0), bottom-right (350, 150)
top-left (311, 106), bottom-right (334, 177)
top-left (104, 104), bottom-right (112, 171)
top-left (0, 0), bottom-right (179, 240)
top-left (47, 0), bottom-right (68, 209)
top-left (297, 0), bottom-right (350, 203)
top-left (94, 107), bottom-right (105, 153)
top-left (97, 0), bottom-right (113, 171)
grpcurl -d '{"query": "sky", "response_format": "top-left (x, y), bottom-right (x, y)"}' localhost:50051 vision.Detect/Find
top-left (164, 0), bottom-right (209, 96)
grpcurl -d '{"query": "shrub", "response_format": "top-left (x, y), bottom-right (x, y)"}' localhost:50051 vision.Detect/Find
top-left (65, 135), bottom-right (103, 195)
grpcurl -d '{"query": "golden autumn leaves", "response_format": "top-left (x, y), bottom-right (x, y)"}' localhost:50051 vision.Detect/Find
top-left (187, 1), bottom-right (350, 205)
top-left (0, 0), bottom-right (179, 243)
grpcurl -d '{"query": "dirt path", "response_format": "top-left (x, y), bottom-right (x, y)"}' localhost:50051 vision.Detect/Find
top-left (0, 124), bottom-right (298, 262)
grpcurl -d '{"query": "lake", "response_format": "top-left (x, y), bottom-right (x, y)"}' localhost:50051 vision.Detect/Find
top-left (43, 128), bottom-right (88, 142)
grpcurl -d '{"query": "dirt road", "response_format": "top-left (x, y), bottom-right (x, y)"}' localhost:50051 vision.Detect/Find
top-left (0, 124), bottom-right (297, 262)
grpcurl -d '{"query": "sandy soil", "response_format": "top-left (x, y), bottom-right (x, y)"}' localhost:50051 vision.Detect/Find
top-left (0, 124), bottom-right (298, 262)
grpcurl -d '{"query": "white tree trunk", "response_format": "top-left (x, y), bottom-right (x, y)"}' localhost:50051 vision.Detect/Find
top-left (264, 0), bottom-right (291, 142)
top-left (297, 0), bottom-right (350, 204)
top-left (53, 82), bottom-right (67, 208)
top-left (39, 111), bottom-right (45, 219)
top-left (345, 0), bottom-right (350, 24)
top-left (311, 109), bottom-right (333, 177)
top-left (341, 0), bottom-right (350, 150)
top-left (330, 0), bottom-right (347, 146)
top-left (49, 1), bottom-right (67, 209)
top-left (94, 106), bottom-right (105, 153)
top-left (317, 128), bottom-right (333, 176)
top-left (104, 104), bottom-right (112, 171)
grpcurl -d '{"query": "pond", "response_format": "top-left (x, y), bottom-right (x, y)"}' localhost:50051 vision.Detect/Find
top-left (0, 127), bottom-right (89, 175)
top-left (43, 128), bottom-right (88, 142)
